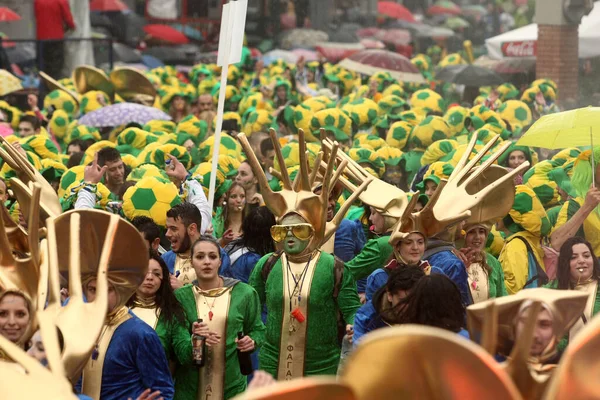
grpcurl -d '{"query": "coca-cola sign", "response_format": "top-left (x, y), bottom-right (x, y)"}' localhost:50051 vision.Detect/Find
top-left (501, 41), bottom-right (537, 57)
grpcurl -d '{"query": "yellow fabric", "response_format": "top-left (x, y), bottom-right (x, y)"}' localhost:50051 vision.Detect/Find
top-left (499, 231), bottom-right (545, 294)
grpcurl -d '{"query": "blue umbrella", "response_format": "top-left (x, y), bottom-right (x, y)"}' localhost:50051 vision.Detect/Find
top-left (142, 54), bottom-right (164, 69)
top-left (78, 102), bottom-right (171, 128)
top-left (172, 24), bottom-right (204, 42)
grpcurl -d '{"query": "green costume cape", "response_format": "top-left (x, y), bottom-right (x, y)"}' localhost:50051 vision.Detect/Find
top-left (249, 251), bottom-right (361, 378)
top-left (157, 278), bottom-right (265, 400)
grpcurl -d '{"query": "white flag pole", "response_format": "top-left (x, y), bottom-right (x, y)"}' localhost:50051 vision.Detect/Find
top-left (207, 0), bottom-right (247, 210)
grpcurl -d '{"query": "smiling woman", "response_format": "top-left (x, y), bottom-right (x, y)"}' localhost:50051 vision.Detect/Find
top-left (0, 292), bottom-right (31, 349)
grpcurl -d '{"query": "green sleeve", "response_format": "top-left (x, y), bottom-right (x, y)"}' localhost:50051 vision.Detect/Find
top-left (242, 285), bottom-right (266, 350)
top-left (155, 316), bottom-right (173, 360)
top-left (336, 266), bottom-right (362, 325)
top-left (345, 238), bottom-right (390, 281)
top-left (169, 288), bottom-right (196, 366)
top-left (249, 254), bottom-right (270, 306)
top-left (486, 253), bottom-right (507, 297)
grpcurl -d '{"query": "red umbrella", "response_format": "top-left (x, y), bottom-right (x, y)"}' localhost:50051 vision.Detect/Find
top-left (0, 7), bottom-right (20, 22)
top-left (378, 2), bottom-right (416, 22)
top-left (338, 49), bottom-right (425, 83)
top-left (316, 42), bottom-right (364, 63)
top-left (143, 24), bottom-right (190, 45)
top-left (375, 29), bottom-right (411, 47)
top-left (427, 1), bottom-right (462, 16)
top-left (90, 0), bottom-right (129, 12)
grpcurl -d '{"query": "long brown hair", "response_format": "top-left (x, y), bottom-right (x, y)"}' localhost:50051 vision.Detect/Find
top-left (557, 237), bottom-right (600, 289)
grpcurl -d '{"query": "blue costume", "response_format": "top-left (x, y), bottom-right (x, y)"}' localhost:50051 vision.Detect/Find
top-left (424, 240), bottom-right (472, 306)
top-left (334, 219), bottom-right (366, 262)
top-left (83, 313), bottom-right (175, 400)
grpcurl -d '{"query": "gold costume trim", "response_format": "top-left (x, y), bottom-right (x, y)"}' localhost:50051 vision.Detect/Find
top-left (193, 285), bottom-right (232, 400)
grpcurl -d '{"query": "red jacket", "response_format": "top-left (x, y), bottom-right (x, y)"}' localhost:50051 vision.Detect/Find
top-left (34, 0), bottom-right (76, 40)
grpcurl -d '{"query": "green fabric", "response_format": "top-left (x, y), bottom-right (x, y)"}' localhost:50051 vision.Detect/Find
top-left (158, 282), bottom-right (266, 400)
top-left (545, 279), bottom-right (600, 352)
top-left (345, 235), bottom-right (394, 281)
top-left (249, 251), bottom-right (361, 378)
top-left (546, 204), bottom-right (562, 228)
top-left (212, 207), bottom-right (225, 239)
top-left (486, 252), bottom-right (508, 298)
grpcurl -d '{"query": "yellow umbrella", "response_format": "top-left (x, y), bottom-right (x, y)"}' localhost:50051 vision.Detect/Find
top-left (517, 106), bottom-right (600, 182)
top-left (0, 70), bottom-right (23, 96)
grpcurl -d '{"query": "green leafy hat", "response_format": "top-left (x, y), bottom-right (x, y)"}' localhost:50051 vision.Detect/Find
top-left (502, 185), bottom-right (552, 237)
top-left (377, 95), bottom-right (409, 119)
top-left (310, 108), bottom-right (353, 141)
top-left (497, 143), bottom-right (533, 168)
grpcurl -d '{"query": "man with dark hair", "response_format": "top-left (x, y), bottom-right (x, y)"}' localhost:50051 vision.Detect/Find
top-left (18, 115), bottom-right (42, 137)
top-left (67, 138), bottom-right (89, 155)
top-left (132, 216), bottom-right (162, 253)
top-left (260, 138), bottom-right (275, 180)
top-left (162, 203), bottom-right (203, 288)
top-left (97, 147), bottom-right (125, 195)
top-left (197, 93), bottom-right (214, 113)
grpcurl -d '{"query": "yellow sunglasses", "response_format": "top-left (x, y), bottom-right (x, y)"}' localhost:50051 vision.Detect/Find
top-left (270, 224), bottom-right (315, 243)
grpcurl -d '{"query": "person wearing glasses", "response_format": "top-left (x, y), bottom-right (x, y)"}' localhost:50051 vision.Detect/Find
top-left (249, 211), bottom-right (361, 379)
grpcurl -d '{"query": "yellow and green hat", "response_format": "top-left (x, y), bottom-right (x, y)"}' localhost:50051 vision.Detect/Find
top-left (40, 158), bottom-right (67, 183)
top-left (410, 89), bottom-right (445, 114)
top-left (376, 146), bottom-right (403, 166)
top-left (496, 83), bottom-right (520, 101)
top-left (409, 115), bottom-right (452, 149)
top-left (302, 97), bottom-right (330, 113)
top-left (58, 165), bottom-right (86, 199)
top-left (382, 84), bottom-right (406, 99)
top-left (66, 125), bottom-right (101, 144)
top-left (418, 161), bottom-right (455, 188)
top-left (43, 89), bottom-right (79, 116)
top-left (310, 108), bottom-right (352, 141)
top-left (19, 134), bottom-right (61, 161)
top-left (293, 104), bottom-right (317, 141)
top-left (144, 143), bottom-right (191, 169)
top-left (176, 115), bottom-right (209, 144)
top-left (342, 98), bottom-right (379, 132)
top-left (199, 132), bottom-right (242, 162)
top-left (242, 109), bottom-right (274, 136)
top-left (411, 54), bottom-right (431, 73)
top-left (438, 53), bottom-right (466, 68)
top-left (497, 100), bottom-right (532, 132)
top-left (348, 147), bottom-right (385, 177)
top-left (144, 119), bottom-right (177, 134)
top-left (122, 176), bottom-right (182, 227)
top-left (79, 91), bottom-right (111, 115)
top-left (126, 163), bottom-right (170, 182)
top-left (522, 160), bottom-right (562, 208)
top-left (503, 185), bottom-right (551, 237)
top-left (377, 95), bottom-right (409, 118)
top-left (386, 120), bottom-right (413, 150)
top-left (273, 142), bottom-right (318, 172)
top-left (531, 78), bottom-right (558, 93)
top-left (191, 162), bottom-right (227, 199)
top-left (117, 127), bottom-right (159, 150)
top-left (48, 110), bottom-right (71, 142)
top-left (443, 106), bottom-right (470, 136)
top-left (420, 139), bottom-right (459, 166)
top-left (552, 148), bottom-right (581, 166)
top-left (353, 134), bottom-right (386, 151)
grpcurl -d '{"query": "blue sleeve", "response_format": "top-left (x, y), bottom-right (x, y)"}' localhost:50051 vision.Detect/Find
top-left (222, 252), bottom-right (261, 284)
top-left (136, 330), bottom-right (175, 399)
top-left (353, 301), bottom-right (377, 347)
top-left (219, 248), bottom-right (231, 275)
top-left (366, 269), bottom-right (388, 302)
top-left (428, 252), bottom-right (472, 306)
top-left (161, 251), bottom-right (176, 275)
top-left (335, 219), bottom-right (365, 262)
top-left (354, 220), bottom-right (367, 255)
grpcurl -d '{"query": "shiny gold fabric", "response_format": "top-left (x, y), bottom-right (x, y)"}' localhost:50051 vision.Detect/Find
top-left (73, 65), bottom-right (115, 99)
top-left (193, 285), bottom-right (232, 400)
top-left (110, 67), bottom-right (157, 103)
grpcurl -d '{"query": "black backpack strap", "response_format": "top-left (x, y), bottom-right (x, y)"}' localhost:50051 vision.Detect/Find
top-left (261, 251), bottom-right (284, 283)
top-left (509, 236), bottom-right (548, 287)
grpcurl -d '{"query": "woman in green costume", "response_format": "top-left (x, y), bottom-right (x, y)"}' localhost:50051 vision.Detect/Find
top-left (459, 222), bottom-right (507, 303)
top-left (238, 129), bottom-right (370, 380)
top-left (546, 237), bottom-right (600, 352)
top-left (158, 236), bottom-right (265, 400)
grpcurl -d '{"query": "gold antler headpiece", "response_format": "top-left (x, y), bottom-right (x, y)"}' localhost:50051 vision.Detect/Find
top-left (237, 128), bottom-right (371, 259)
top-left (467, 288), bottom-right (588, 399)
top-left (389, 132), bottom-right (529, 246)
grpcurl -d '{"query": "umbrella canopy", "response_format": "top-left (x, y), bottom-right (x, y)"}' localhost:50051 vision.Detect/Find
top-left (517, 107), bottom-right (600, 149)
top-left (107, 12), bottom-right (146, 47)
top-left (291, 48), bottom-right (318, 61)
top-left (172, 24), bottom-right (204, 42)
top-left (436, 64), bottom-right (503, 86)
top-left (279, 29), bottom-right (329, 50)
top-left (463, 4), bottom-right (488, 20)
top-left (142, 45), bottom-right (199, 65)
top-left (445, 16), bottom-right (470, 30)
top-left (0, 70), bottom-right (23, 96)
top-left (378, 2), bottom-right (416, 23)
top-left (263, 49), bottom-right (298, 65)
top-left (78, 103), bottom-right (172, 128)
top-left (0, 7), bottom-right (20, 22)
top-left (376, 29), bottom-right (411, 47)
top-left (143, 24), bottom-right (190, 45)
top-left (428, 1), bottom-right (461, 16)
top-left (90, 0), bottom-right (128, 12)
top-left (141, 55), bottom-right (164, 69)
top-left (316, 42), bottom-right (365, 63)
top-left (339, 49), bottom-right (425, 83)
top-left (4, 42), bottom-right (36, 66)
top-left (413, 24), bottom-right (455, 39)
top-left (474, 56), bottom-right (536, 75)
